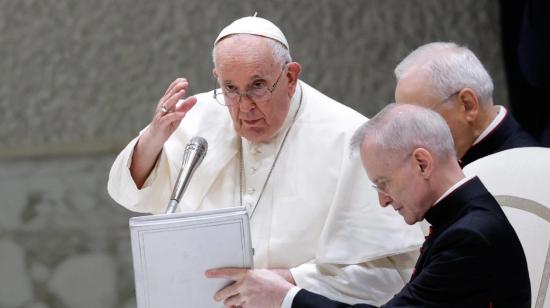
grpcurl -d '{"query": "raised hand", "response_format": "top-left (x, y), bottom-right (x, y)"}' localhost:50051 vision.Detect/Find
top-left (147, 78), bottom-right (198, 148)
top-left (130, 78), bottom-right (198, 188)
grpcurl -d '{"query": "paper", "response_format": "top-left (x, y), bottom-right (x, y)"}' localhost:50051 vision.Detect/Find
top-left (129, 206), bottom-right (253, 308)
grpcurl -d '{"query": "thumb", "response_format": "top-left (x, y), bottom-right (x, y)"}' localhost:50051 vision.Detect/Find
top-left (205, 268), bottom-right (248, 280)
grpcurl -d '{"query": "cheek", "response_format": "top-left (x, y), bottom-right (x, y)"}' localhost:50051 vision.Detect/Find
top-left (267, 95), bottom-right (291, 126)
top-left (254, 104), bottom-right (271, 123)
top-left (435, 111), bottom-right (459, 136)
top-left (269, 106), bottom-right (287, 126)
top-left (398, 179), bottom-right (421, 210)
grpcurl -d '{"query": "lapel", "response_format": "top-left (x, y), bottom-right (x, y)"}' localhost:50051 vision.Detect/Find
top-left (461, 112), bottom-right (517, 166)
top-left (171, 99), bottom-right (240, 212)
top-left (411, 177), bottom-right (487, 280)
top-left (180, 130), bottom-right (238, 212)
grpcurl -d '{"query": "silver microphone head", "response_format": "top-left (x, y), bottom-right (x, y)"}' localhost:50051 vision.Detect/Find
top-left (166, 136), bottom-right (209, 213)
top-left (186, 136), bottom-right (208, 162)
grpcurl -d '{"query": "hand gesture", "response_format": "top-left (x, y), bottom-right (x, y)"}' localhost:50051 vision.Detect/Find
top-left (129, 78), bottom-right (198, 188)
top-left (147, 78), bottom-right (198, 148)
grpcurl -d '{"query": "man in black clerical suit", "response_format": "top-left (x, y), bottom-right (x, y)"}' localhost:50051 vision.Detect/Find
top-left (206, 103), bottom-right (531, 308)
top-left (393, 42), bottom-right (538, 167)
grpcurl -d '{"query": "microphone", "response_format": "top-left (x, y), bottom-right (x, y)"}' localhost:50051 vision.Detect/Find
top-left (165, 136), bottom-right (208, 214)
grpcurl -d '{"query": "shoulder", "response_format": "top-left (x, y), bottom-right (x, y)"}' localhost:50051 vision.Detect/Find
top-left (299, 81), bottom-right (366, 125)
top-left (437, 199), bottom-right (519, 259)
top-left (179, 89), bottom-right (231, 131)
top-left (296, 81), bottom-right (367, 146)
top-left (501, 111), bottom-right (539, 148)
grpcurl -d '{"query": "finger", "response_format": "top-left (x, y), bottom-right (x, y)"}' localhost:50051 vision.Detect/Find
top-left (205, 268), bottom-right (248, 280)
top-left (164, 77), bottom-right (187, 96)
top-left (162, 87), bottom-right (187, 112)
top-left (157, 79), bottom-right (189, 111)
top-left (224, 294), bottom-right (243, 308)
top-left (175, 96), bottom-right (198, 113)
top-left (158, 111), bottom-right (187, 127)
top-left (214, 281), bottom-right (240, 302)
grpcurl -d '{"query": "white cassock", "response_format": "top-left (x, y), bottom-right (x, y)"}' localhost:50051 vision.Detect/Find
top-left (108, 80), bottom-right (424, 305)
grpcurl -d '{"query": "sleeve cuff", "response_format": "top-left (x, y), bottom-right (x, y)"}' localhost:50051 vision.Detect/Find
top-left (124, 136), bottom-right (162, 189)
top-left (281, 286), bottom-right (301, 308)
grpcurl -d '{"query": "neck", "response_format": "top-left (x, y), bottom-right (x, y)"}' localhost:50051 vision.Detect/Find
top-left (457, 104), bottom-right (499, 159)
top-left (430, 160), bottom-right (465, 204)
top-left (473, 104), bottom-right (499, 140)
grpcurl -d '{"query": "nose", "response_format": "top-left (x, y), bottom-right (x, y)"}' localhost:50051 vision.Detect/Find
top-left (378, 192), bottom-right (393, 208)
top-left (238, 94), bottom-right (256, 113)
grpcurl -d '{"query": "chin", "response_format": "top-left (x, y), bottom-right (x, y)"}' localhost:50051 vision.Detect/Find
top-left (403, 215), bottom-right (417, 225)
top-left (240, 128), bottom-right (274, 143)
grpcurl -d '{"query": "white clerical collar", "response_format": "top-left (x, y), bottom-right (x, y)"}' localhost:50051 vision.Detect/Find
top-left (472, 106), bottom-right (506, 146)
top-left (242, 81), bottom-right (302, 149)
top-left (433, 175), bottom-right (475, 206)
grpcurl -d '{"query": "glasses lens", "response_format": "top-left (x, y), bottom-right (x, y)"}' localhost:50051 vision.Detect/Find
top-left (213, 70), bottom-right (278, 105)
top-left (214, 88), bottom-right (238, 106)
top-left (248, 88), bottom-right (270, 101)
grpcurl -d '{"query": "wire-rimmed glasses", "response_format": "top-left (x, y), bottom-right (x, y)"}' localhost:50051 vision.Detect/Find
top-left (213, 65), bottom-right (286, 106)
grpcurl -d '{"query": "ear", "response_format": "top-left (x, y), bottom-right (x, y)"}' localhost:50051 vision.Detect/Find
top-left (456, 88), bottom-right (480, 123)
top-left (286, 62), bottom-right (302, 97)
top-left (412, 148), bottom-right (433, 179)
top-left (212, 68), bottom-right (218, 79)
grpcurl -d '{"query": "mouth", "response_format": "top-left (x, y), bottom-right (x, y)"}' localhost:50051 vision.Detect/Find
top-left (242, 118), bottom-right (263, 127)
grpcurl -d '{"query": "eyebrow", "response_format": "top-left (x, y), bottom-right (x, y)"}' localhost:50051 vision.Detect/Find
top-left (223, 74), bottom-right (267, 86)
top-left (251, 74), bottom-right (265, 80)
top-left (372, 176), bottom-right (387, 184)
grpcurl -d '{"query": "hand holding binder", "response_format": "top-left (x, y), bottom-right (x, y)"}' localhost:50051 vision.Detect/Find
top-left (129, 207), bottom-right (253, 308)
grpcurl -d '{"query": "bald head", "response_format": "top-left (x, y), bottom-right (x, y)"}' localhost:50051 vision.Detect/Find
top-left (353, 103), bottom-right (463, 224)
top-left (394, 42), bottom-right (494, 105)
top-left (394, 42), bottom-right (499, 159)
top-left (352, 103), bottom-right (456, 162)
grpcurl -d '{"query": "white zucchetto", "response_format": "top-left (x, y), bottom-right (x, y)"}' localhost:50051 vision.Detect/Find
top-left (214, 15), bottom-right (289, 50)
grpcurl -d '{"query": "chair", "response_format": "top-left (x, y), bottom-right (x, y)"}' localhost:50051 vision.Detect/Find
top-left (463, 147), bottom-right (550, 308)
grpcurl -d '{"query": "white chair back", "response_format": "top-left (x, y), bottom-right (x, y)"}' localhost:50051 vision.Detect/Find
top-left (463, 147), bottom-right (550, 308)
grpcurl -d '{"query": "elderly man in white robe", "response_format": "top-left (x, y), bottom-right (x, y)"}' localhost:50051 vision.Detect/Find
top-left (108, 15), bottom-right (423, 305)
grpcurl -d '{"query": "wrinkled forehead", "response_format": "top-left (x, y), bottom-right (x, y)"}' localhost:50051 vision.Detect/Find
top-left (360, 137), bottom-right (408, 172)
top-left (395, 74), bottom-right (441, 108)
top-left (360, 138), bottom-right (385, 169)
top-left (214, 36), bottom-right (279, 78)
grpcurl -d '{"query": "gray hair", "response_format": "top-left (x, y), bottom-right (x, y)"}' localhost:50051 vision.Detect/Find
top-left (394, 42), bottom-right (494, 105)
top-left (212, 34), bottom-right (292, 68)
top-left (351, 103), bottom-right (456, 161)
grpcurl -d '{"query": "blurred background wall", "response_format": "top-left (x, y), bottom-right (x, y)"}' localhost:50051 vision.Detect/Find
top-left (0, 1), bottom-right (505, 307)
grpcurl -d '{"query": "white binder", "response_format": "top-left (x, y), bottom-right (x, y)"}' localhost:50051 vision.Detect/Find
top-left (129, 206), bottom-right (253, 308)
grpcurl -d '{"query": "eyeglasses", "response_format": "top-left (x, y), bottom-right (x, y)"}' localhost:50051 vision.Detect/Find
top-left (213, 65), bottom-right (287, 106)
top-left (442, 90), bottom-right (460, 103)
top-left (430, 90), bottom-right (460, 109)
top-left (371, 152), bottom-right (412, 196)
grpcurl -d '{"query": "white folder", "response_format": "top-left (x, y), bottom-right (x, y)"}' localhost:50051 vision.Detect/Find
top-left (129, 206), bottom-right (253, 308)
